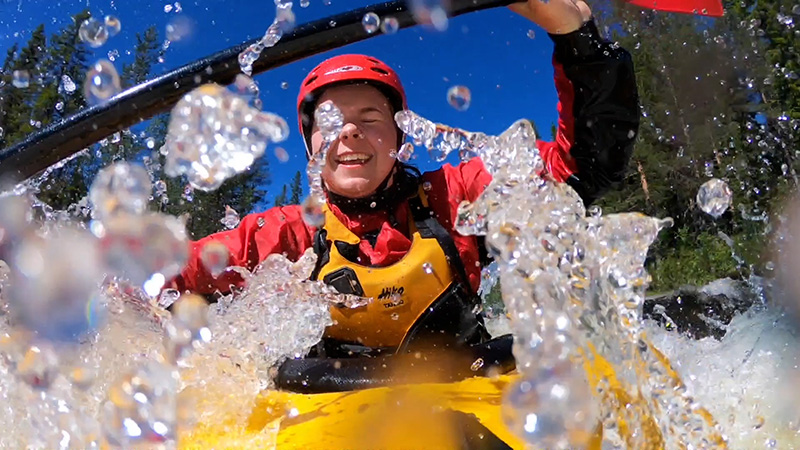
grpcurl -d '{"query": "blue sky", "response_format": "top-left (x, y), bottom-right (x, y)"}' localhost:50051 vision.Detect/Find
top-left (0, 0), bottom-right (562, 209)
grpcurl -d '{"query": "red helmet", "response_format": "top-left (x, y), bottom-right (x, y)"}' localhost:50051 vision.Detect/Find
top-left (297, 54), bottom-right (407, 155)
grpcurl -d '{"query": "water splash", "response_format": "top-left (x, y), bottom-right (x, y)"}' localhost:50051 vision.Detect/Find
top-left (162, 83), bottom-right (289, 191)
top-left (302, 101), bottom-right (343, 227)
top-left (89, 162), bottom-right (152, 220)
top-left (395, 106), bottom-right (728, 448)
top-left (238, 1), bottom-right (294, 76)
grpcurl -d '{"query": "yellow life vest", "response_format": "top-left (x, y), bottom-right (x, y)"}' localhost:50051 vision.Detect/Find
top-left (310, 188), bottom-right (484, 352)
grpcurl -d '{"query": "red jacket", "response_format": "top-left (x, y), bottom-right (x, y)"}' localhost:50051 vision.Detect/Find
top-left (172, 20), bottom-right (640, 296)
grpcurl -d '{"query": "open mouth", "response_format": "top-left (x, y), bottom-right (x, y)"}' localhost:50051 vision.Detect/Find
top-left (335, 153), bottom-right (373, 167)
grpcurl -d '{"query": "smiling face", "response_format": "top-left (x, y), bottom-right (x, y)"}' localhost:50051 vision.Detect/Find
top-left (309, 83), bottom-right (399, 199)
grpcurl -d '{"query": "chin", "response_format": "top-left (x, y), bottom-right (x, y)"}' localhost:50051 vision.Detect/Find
top-left (328, 178), bottom-right (378, 199)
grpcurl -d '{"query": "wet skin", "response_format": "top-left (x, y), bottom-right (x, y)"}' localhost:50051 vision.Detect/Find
top-left (310, 84), bottom-right (399, 199)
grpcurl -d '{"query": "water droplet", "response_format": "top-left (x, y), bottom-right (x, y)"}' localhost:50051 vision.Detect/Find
top-left (104, 15), bottom-right (121, 36)
top-left (221, 205), bottom-right (240, 229)
top-left (778, 13), bottom-right (794, 26)
top-left (315, 101), bottom-right (344, 142)
top-left (158, 288), bottom-right (181, 309)
top-left (793, 4), bottom-right (800, 15)
top-left (470, 357), bottom-right (484, 371)
top-left (422, 262), bottom-right (433, 274)
top-left (300, 0), bottom-right (310, 7)
top-left (276, 2), bottom-right (296, 33)
top-left (391, 312), bottom-right (400, 320)
top-left (166, 293), bottom-right (211, 362)
top-left (527, 29), bottom-right (536, 39)
top-left (696, 178), bottom-right (732, 219)
top-left (103, 360), bottom-right (179, 446)
top-left (502, 373), bottom-right (597, 449)
top-left (370, 201), bottom-right (377, 208)
top-left (381, 16), bottom-right (400, 34)
top-left (257, 217), bottom-right (266, 227)
top-left (409, 0), bottom-right (449, 31)
top-left (163, 83), bottom-right (288, 190)
top-left (84, 60), bottom-right (121, 106)
top-left (281, 81), bottom-right (289, 90)
top-left (69, 365), bottom-right (96, 390)
top-left (362, 12), bottom-right (380, 33)
top-left (79, 18), bottom-right (109, 48)
top-left (61, 74), bottom-right (77, 93)
top-left (200, 240), bottom-right (230, 277)
top-left (302, 196), bottom-right (325, 227)
top-left (397, 142), bottom-right (414, 162)
top-left (55, 101), bottom-right (64, 112)
top-left (166, 15), bottom-right (193, 42)
top-left (423, 181), bottom-right (432, 191)
top-left (182, 184), bottom-right (194, 202)
top-left (16, 345), bottom-right (59, 389)
top-left (447, 85), bottom-right (471, 111)
top-left (99, 213), bottom-right (189, 288)
top-left (89, 162), bottom-right (152, 219)
top-left (12, 70), bottom-right (30, 88)
top-left (275, 146), bottom-right (290, 162)
top-left (154, 180), bottom-right (168, 198)
top-left (164, 3), bottom-right (174, 12)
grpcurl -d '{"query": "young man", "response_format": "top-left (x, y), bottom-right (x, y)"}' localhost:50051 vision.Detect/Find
top-left (171, 0), bottom-right (639, 392)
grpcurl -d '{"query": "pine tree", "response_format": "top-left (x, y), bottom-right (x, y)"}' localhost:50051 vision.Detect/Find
top-left (2, 24), bottom-right (47, 146)
top-left (0, 42), bottom-right (19, 148)
top-left (13, 10), bottom-right (94, 210)
top-left (122, 26), bottom-right (162, 88)
top-left (47, 10), bottom-right (92, 120)
top-left (274, 184), bottom-right (288, 207)
top-left (289, 171), bottom-right (303, 204)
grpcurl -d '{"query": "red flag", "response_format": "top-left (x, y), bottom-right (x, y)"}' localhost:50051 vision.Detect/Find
top-left (625, 0), bottom-right (724, 17)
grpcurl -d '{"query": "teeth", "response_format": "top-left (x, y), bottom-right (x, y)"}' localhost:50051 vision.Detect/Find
top-left (338, 154), bottom-right (370, 163)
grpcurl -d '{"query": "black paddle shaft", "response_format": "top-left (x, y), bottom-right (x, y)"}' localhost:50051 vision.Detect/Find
top-left (0, 0), bottom-right (517, 182)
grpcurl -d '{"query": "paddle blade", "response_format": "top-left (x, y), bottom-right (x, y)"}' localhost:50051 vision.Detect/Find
top-left (625, 0), bottom-right (724, 17)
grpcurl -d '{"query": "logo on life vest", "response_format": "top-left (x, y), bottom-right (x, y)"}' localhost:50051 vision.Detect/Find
top-left (378, 286), bottom-right (405, 308)
top-left (324, 65), bottom-right (364, 75)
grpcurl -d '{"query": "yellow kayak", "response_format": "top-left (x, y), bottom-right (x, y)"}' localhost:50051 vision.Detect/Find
top-left (178, 341), bottom-right (705, 450)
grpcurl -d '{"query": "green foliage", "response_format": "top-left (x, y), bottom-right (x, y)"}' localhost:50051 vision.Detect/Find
top-left (0, 14), bottom-right (270, 241)
top-left (274, 184), bottom-right (289, 207)
top-left (122, 26), bottom-right (162, 88)
top-left (590, 2), bottom-right (800, 291)
top-left (289, 171), bottom-right (303, 205)
top-left (646, 227), bottom-right (740, 292)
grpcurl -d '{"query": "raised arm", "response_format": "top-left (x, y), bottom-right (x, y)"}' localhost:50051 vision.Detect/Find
top-left (513, 0), bottom-right (640, 205)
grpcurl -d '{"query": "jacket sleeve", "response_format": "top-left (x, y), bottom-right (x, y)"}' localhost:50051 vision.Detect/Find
top-left (538, 19), bottom-right (640, 205)
top-left (170, 205), bottom-right (314, 295)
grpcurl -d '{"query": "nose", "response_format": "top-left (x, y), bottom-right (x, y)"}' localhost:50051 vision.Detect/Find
top-left (339, 122), bottom-right (363, 142)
